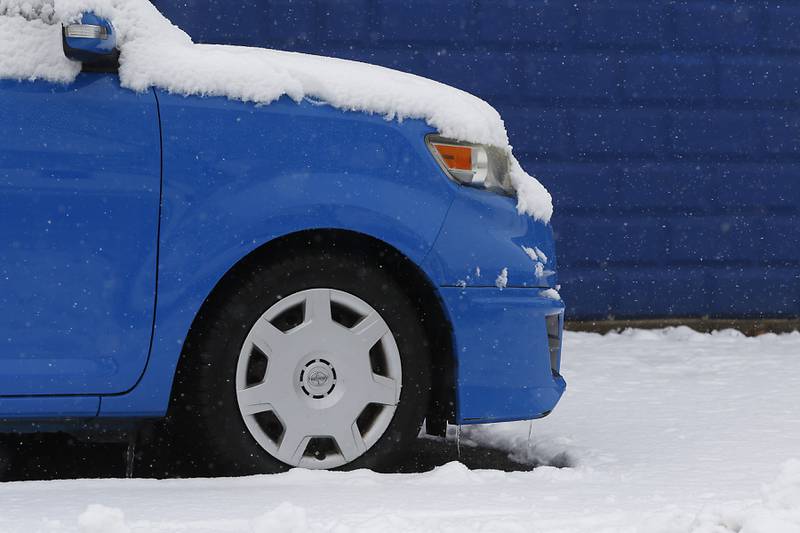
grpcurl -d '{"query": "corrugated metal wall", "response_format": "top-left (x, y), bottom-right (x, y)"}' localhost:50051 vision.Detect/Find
top-left (154, 0), bottom-right (800, 319)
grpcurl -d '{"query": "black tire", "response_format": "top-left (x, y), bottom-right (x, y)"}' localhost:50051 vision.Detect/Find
top-left (167, 244), bottom-right (432, 475)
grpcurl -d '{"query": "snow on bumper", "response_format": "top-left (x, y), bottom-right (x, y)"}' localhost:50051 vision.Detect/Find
top-left (440, 286), bottom-right (566, 424)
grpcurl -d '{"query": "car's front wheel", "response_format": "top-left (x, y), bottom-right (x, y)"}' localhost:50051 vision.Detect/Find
top-left (171, 245), bottom-right (431, 474)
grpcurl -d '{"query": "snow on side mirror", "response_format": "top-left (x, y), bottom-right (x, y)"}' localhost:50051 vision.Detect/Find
top-left (62, 12), bottom-right (119, 71)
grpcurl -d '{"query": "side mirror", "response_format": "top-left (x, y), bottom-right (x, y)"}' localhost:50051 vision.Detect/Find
top-left (62, 13), bottom-right (119, 71)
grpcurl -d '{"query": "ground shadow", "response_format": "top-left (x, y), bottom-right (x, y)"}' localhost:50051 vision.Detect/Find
top-left (0, 433), bottom-right (535, 481)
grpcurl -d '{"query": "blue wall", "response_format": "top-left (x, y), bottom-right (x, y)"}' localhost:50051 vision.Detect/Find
top-left (154, 1), bottom-right (800, 319)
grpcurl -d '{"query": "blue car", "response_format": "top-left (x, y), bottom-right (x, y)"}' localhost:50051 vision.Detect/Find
top-left (0, 4), bottom-right (565, 473)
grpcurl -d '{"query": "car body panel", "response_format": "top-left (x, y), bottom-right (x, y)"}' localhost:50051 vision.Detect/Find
top-left (0, 74), bottom-right (160, 397)
top-left (423, 187), bottom-right (558, 289)
top-left (0, 57), bottom-right (565, 427)
top-left (440, 287), bottom-right (565, 424)
top-left (99, 91), bottom-right (456, 416)
top-left (0, 396), bottom-right (100, 419)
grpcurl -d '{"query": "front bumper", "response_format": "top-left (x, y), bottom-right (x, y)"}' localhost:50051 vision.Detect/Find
top-left (441, 286), bottom-right (566, 424)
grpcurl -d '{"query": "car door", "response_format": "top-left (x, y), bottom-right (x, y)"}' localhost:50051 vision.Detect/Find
top-left (0, 72), bottom-right (161, 396)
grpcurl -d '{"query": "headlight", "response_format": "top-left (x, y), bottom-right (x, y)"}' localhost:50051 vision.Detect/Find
top-left (426, 135), bottom-right (514, 195)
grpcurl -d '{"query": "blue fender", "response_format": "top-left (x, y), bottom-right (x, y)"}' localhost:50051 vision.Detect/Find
top-left (423, 187), bottom-right (559, 289)
top-left (100, 94), bottom-right (456, 416)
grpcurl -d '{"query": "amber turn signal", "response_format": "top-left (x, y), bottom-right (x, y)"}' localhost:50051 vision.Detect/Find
top-left (431, 142), bottom-right (473, 172)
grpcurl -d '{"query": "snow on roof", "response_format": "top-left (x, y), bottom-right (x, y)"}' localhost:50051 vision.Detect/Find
top-left (0, 0), bottom-right (56, 22)
top-left (1, 0), bottom-right (553, 222)
top-left (0, 2), bottom-right (79, 82)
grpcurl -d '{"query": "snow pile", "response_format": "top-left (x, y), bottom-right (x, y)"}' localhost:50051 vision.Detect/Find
top-left (495, 267), bottom-right (508, 288)
top-left (0, 0), bottom-right (55, 21)
top-left (77, 504), bottom-right (129, 533)
top-left (250, 502), bottom-right (308, 533)
top-left (462, 423), bottom-right (580, 468)
top-left (522, 245), bottom-right (556, 283)
top-left (522, 245), bottom-right (548, 263)
top-left (0, 0), bottom-right (553, 222)
top-left (539, 288), bottom-right (562, 300)
top-left (765, 461), bottom-right (800, 521)
top-left (691, 460), bottom-right (800, 533)
top-left (0, 7), bottom-right (80, 82)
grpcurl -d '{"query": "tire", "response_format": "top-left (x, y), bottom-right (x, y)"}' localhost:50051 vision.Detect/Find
top-left (169, 244), bottom-right (432, 475)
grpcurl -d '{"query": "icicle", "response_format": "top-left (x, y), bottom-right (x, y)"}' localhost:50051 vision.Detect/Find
top-left (526, 419), bottom-right (534, 464)
top-left (455, 424), bottom-right (461, 459)
top-left (125, 431), bottom-right (136, 479)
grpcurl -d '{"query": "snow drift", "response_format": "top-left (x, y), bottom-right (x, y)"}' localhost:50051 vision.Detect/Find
top-left (0, 0), bottom-right (553, 222)
top-left (690, 460), bottom-right (800, 533)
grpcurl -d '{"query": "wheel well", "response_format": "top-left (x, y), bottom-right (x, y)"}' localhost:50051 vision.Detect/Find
top-left (176, 229), bottom-right (457, 433)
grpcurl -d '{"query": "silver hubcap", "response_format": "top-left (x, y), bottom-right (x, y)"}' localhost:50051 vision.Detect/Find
top-left (235, 288), bottom-right (402, 469)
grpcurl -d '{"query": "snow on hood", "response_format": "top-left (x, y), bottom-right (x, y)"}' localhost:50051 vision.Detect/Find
top-left (1, 0), bottom-right (553, 222)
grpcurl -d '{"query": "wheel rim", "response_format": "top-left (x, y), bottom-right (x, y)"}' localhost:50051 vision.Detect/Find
top-left (235, 288), bottom-right (402, 469)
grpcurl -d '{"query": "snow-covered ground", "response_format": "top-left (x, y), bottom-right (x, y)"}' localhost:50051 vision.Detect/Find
top-left (1, 327), bottom-right (798, 533)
